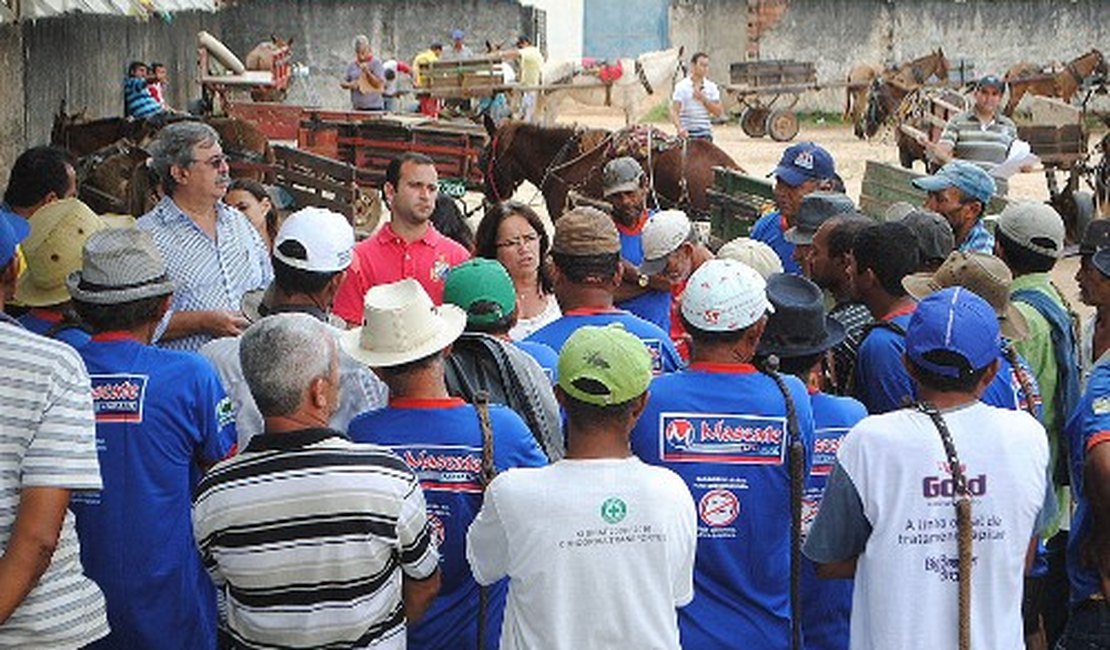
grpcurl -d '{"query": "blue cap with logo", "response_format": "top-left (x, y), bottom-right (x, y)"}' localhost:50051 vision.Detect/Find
top-left (906, 286), bottom-right (1000, 379)
top-left (771, 142), bottom-right (836, 187)
top-left (912, 160), bottom-right (996, 205)
top-left (0, 208), bottom-right (30, 268)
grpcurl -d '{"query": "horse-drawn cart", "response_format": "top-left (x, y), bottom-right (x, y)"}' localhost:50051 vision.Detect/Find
top-left (726, 59), bottom-right (829, 142)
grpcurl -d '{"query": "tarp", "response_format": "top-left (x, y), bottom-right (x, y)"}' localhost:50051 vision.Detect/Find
top-left (7, 0), bottom-right (214, 21)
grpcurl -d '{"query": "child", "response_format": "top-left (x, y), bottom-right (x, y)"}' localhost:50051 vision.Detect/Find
top-left (123, 61), bottom-right (163, 119)
top-left (147, 62), bottom-right (168, 109)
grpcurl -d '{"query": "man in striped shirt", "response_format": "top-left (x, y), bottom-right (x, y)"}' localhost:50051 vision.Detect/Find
top-left (0, 207), bottom-right (109, 647)
top-left (670, 51), bottom-right (722, 141)
top-left (926, 74), bottom-right (1017, 195)
top-left (193, 313), bottom-right (440, 649)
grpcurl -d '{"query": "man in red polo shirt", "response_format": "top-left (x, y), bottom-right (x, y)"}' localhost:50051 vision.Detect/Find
top-left (334, 153), bottom-right (470, 325)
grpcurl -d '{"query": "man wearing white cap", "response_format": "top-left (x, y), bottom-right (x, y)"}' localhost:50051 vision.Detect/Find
top-left (639, 209), bottom-right (713, 360)
top-left (630, 259), bottom-right (815, 649)
top-left (342, 279), bottom-right (546, 650)
top-left (200, 207), bottom-right (388, 448)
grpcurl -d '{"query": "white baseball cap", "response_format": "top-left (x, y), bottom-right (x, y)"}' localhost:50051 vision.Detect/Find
top-left (681, 259), bottom-right (773, 331)
top-left (273, 207), bottom-right (355, 272)
top-left (715, 237), bottom-right (783, 279)
top-left (639, 210), bottom-right (693, 275)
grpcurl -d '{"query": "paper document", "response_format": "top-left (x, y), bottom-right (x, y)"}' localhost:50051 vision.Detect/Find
top-left (989, 140), bottom-right (1039, 179)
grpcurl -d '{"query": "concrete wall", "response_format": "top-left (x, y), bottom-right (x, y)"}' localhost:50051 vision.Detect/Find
top-left (670, 0), bottom-right (1110, 113)
top-left (529, 0), bottom-right (583, 63)
top-left (1, 0), bottom-right (535, 179)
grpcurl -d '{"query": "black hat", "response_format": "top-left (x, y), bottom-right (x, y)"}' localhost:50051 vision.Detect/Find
top-left (757, 273), bottom-right (845, 358)
top-left (977, 75), bottom-right (1006, 92)
top-left (1080, 219), bottom-right (1110, 256)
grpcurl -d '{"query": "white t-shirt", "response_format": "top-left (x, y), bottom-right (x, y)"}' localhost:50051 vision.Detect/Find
top-left (672, 77), bottom-right (720, 136)
top-left (509, 294), bottom-right (561, 341)
top-left (806, 402), bottom-right (1050, 650)
top-left (467, 457), bottom-right (696, 650)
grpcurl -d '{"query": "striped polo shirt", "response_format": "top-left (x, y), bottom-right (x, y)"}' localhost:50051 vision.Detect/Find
top-left (672, 76), bottom-right (720, 138)
top-left (939, 110), bottom-right (1017, 194)
top-left (192, 428), bottom-right (439, 649)
top-left (137, 196), bottom-right (273, 352)
top-left (0, 317), bottom-right (109, 647)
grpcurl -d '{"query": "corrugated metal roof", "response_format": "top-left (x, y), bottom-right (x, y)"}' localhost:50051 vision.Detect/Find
top-left (8, 0), bottom-right (214, 21)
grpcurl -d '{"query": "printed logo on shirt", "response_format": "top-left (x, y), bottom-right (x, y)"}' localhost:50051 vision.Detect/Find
top-left (431, 255), bottom-right (451, 283)
top-left (811, 426), bottom-right (849, 476)
top-left (427, 512), bottom-right (446, 547)
top-left (216, 396), bottom-right (235, 428)
top-left (698, 489), bottom-right (739, 527)
top-left (642, 339), bottom-right (664, 374)
top-left (922, 460), bottom-right (987, 499)
top-left (400, 446), bottom-right (483, 493)
top-left (90, 374), bottom-right (148, 423)
top-left (600, 497), bottom-right (627, 524)
top-left (660, 411), bottom-right (787, 464)
top-left (1093, 396), bottom-right (1110, 415)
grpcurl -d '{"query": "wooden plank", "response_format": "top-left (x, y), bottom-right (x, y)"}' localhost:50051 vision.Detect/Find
top-left (281, 186), bottom-right (351, 216)
top-left (273, 168), bottom-right (355, 199)
top-left (274, 145), bottom-right (357, 182)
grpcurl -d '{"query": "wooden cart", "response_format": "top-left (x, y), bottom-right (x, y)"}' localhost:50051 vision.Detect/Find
top-left (726, 59), bottom-right (820, 142)
top-left (705, 166), bottom-right (775, 246)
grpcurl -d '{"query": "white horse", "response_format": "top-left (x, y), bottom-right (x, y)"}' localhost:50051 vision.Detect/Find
top-left (535, 46), bottom-right (686, 125)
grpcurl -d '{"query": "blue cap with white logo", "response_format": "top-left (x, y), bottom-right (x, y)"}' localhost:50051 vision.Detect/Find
top-left (912, 160), bottom-right (997, 205)
top-left (771, 142), bottom-right (836, 188)
top-left (906, 286), bottom-right (1000, 379)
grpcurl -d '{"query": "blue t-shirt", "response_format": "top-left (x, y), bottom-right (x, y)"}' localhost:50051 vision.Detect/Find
top-left (750, 210), bottom-right (801, 275)
top-left (630, 362), bottom-right (815, 649)
top-left (853, 310), bottom-right (916, 414)
top-left (70, 334), bottom-right (236, 650)
top-left (616, 220), bottom-right (673, 332)
top-left (802, 391), bottom-right (866, 650)
top-left (123, 76), bottom-right (162, 118)
top-left (347, 399), bottom-right (547, 650)
top-left (17, 310), bottom-right (90, 349)
top-left (514, 340), bottom-right (558, 383)
top-left (526, 308), bottom-right (683, 375)
top-left (1063, 362), bottom-right (1110, 605)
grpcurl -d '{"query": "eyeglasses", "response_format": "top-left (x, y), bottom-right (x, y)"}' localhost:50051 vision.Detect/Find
top-left (190, 154), bottom-right (229, 169)
top-left (496, 232), bottom-right (540, 249)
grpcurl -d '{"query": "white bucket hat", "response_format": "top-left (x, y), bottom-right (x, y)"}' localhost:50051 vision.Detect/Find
top-left (339, 278), bottom-right (467, 367)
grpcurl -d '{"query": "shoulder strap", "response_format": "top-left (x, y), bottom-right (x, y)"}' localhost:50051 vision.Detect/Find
top-left (915, 402), bottom-right (972, 650)
top-left (1000, 343), bottom-right (1041, 420)
top-left (862, 319), bottom-right (907, 339)
top-left (758, 358), bottom-right (804, 650)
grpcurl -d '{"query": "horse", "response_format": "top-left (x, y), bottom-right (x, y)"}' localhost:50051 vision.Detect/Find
top-left (845, 63), bottom-right (883, 138)
top-left (52, 101), bottom-right (157, 157)
top-left (245, 34), bottom-right (293, 102)
top-left (481, 115), bottom-right (741, 221)
top-left (1003, 49), bottom-right (1106, 116)
top-left (857, 49), bottom-right (951, 141)
top-left (534, 46), bottom-right (686, 125)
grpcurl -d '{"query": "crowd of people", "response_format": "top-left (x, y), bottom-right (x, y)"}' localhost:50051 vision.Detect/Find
top-left (1, 68), bottom-right (1108, 650)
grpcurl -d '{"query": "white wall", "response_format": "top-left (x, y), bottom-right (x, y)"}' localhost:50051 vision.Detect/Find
top-left (527, 0), bottom-right (582, 63)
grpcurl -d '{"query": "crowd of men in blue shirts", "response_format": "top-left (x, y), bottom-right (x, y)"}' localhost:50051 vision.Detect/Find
top-left (0, 108), bottom-right (1108, 650)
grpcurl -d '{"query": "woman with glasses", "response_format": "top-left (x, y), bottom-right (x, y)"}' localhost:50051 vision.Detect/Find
top-left (475, 201), bottom-right (560, 340)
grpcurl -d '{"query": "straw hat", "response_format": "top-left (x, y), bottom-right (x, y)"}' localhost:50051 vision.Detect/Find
top-left (339, 278), bottom-right (466, 367)
top-left (16, 199), bottom-right (108, 306)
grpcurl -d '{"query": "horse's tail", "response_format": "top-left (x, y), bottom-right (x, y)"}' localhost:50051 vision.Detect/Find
top-left (844, 78), bottom-right (852, 121)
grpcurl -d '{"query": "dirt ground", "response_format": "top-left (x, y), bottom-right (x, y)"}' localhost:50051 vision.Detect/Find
top-left (493, 104), bottom-right (1092, 318)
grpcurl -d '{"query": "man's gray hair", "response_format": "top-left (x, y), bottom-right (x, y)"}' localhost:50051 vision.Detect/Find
top-left (353, 34), bottom-right (370, 52)
top-left (240, 313), bottom-right (335, 418)
top-left (149, 121), bottom-right (220, 196)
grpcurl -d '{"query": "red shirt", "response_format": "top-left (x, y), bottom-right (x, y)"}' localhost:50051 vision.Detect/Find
top-left (333, 222), bottom-right (470, 324)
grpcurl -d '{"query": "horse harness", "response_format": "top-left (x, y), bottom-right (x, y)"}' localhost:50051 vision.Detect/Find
top-left (635, 59), bottom-right (653, 95)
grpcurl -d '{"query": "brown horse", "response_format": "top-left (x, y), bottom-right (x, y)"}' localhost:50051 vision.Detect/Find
top-left (52, 101), bottom-right (157, 157)
top-left (481, 116), bottom-right (742, 220)
top-left (1004, 49), bottom-right (1107, 116)
top-left (852, 49), bottom-right (949, 140)
top-left (76, 142), bottom-right (155, 216)
top-left (845, 63), bottom-right (883, 137)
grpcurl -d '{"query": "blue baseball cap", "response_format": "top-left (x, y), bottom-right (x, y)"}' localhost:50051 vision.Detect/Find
top-left (912, 160), bottom-right (996, 205)
top-left (451, 29), bottom-right (465, 40)
top-left (906, 286), bottom-right (1000, 378)
top-left (0, 208), bottom-right (30, 268)
top-left (771, 142), bottom-right (836, 187)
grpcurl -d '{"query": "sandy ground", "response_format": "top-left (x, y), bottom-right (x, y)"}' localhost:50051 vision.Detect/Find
top-left (489, 104), bottom-right (1094, 317)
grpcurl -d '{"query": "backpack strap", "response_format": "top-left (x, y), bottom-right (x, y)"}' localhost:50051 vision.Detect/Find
top-left (473, 390), bottom-right (496, 650)
top-left (758, 357), bottom-right (804, 650)
top-left (915, 402), bottom-right (972, 650)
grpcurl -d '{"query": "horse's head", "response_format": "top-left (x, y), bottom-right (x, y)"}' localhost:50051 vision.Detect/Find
top-left (480, 115), bottom-right (523, 205)
top-left (1091, 49), bottom-right (1108, 77)
top-left (674, 45), bottom-right (687, 85)
top-left (862, 79), bottom-right (895, 138)
top-left (932, 47), bottom-right (950, 82)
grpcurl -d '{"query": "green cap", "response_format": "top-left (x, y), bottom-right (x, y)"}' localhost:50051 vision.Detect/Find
top-left (443, 258), bottom-right (517, 326)
top-left (558, 324), bottom-right (652, 406)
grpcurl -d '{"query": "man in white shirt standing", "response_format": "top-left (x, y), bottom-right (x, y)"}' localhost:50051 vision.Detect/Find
top-left (467, 323), bottom-right (696, 650)
top-left (670, 51), bottom-right (723, 142)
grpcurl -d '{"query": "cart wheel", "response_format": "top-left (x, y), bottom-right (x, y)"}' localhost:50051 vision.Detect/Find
top-left (740, 107), bottom-right (769, 138)
top-left (766, 109), bottom-right (800, 142)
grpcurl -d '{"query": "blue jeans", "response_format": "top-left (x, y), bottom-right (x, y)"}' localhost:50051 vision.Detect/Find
top-left (1055, 600), bottom-right (1110, 650)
